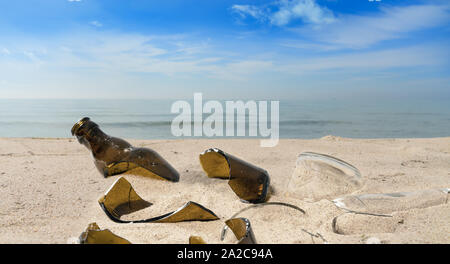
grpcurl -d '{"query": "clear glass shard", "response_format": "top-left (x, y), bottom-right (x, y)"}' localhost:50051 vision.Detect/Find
top-left (286, 152), bottom-right (363, 201)
top-left (220, 202), bottom-right (305, 243)
top-left (333, 188), bottom-right (449, 215)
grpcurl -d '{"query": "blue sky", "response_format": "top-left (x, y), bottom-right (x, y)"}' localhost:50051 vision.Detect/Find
top-left (0, 0), bottom-right (449, 100)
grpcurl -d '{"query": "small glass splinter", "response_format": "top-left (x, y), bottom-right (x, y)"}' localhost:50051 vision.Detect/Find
top-left (189, 236), bottom-right (207, 244)
top-left (99, 177), bottom-right (219, 223)
top-left (79, 222), bottom-right (131, 244)
top-left (199, 148), bottom-right (270, 203)
top-left (71, 117), bottom-right (179, 182)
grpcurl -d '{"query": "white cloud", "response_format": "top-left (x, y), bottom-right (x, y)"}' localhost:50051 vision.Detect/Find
top-left (23, 51), bottom-right (41, 63)
top-left (278, 44), bottom-right (449, 73)
top-left (209, 60), bottom-right (273, 80)
top-left (231, 0), bottom-right (335, 25)
top-left (1, 48), bottom-right (11, 55)
top-left (294, 4), bottom-right (450, 49)
top-left (171, 40), bottom-right (211, 57)
top-left (89, 21), bottom-right (103, 27)
top-left (0, 31), bottom-right (278, 84)
top-left (67, 0), bottom-right (82, 2)
top-left (271, 0), bottom-right (335, 26)
top-left (231, 5), bottom-right (267, 21)
top-left (234, 2), bottom-right (450, 50)
top-left (3, 33), bottom-right (447, 79)
top-left (0, 27), bottom-right (448, 99)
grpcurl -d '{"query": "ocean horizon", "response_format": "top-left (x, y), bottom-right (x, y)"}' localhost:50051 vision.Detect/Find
top-left (0, 98), bottom-right (449, 140)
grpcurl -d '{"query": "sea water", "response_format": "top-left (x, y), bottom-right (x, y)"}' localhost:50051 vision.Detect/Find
top-left (0, 98), bottom-right (449, 139)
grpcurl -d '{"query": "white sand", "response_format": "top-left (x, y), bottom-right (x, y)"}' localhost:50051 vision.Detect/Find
top-left (0, 137), bottom-right (449, 244)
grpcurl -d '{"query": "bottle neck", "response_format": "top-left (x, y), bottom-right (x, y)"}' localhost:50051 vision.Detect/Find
top-left (80, 126), bottom-right (108, 152)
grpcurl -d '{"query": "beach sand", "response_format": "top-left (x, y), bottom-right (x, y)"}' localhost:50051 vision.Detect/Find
top-left (0, 137), bottom-right (449, 244)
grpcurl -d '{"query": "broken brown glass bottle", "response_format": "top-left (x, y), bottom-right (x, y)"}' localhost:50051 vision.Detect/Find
top-left (71, 117), bottom-right (179, 182)
top-left (199, 148), bottom-right (270, 203)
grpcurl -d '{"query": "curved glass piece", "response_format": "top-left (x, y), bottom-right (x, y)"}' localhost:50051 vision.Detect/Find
top-left (333, 188), bottom-right (449, 215)
top-left (99, 177), bottom-right (219, 223)
top-left (286, 152), bottom-right (363, 200)
top-left (199, 148), bottom-right (270, 203)
top-left (79, 223), bottom-right (131, 244)
top-left (224, 218), bottom-right (256, 244)
top-left (99, 177), bottom-right (152, 218)
top-left (220, 202), bottom-right (305, 241)
top-left (189, 236), bottom-right (207, 244)
top-left (71, 117), bottom-right (179, 182)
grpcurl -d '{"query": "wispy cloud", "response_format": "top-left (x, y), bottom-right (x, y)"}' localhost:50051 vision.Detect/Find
top-left (0, 1), bottom-right (449, 99)
top-left (1, 48), bottom-right (11, 55)
top-left (279, 44), bottom-right (449, 74)
top-left (231, 0), bottom-right (335, 25)
top-left (23, 51), bottom-right (42, 64)
top-left (232, 5), bottom-right (266, 19)
top-left (2, 31), bottom-right (447, 81)
top-left (0, 32), bottom-right (265, 79)
top-left (292, 4), bottom-right (450, 49)
top-left (89, 21), bottom-right (103, 27)
top-left (234, 2), bottom-right (450, 50)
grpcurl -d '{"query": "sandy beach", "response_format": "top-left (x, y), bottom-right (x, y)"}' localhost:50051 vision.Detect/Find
top-left (0, 137), bottom-right (449, 244)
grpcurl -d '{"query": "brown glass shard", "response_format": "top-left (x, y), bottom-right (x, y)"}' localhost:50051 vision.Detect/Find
top-left (199, 148), bottom-right (270, 203)
top-left (99, 177), bottom-right (219, 223)
top-left (99, 177), bottom-right (152, 219)
top-left (189, 236), bottom-right (207, 244)
top-left (225, 218), bottom-right (256, 244)
top-left (71, 117), bottom-right (179, 182)
top-left (79, 222), bottom-right (131, 244)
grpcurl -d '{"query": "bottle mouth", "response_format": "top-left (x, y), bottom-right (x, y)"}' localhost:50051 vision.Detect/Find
top-left (71, 117), bottom-right (91, 136)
